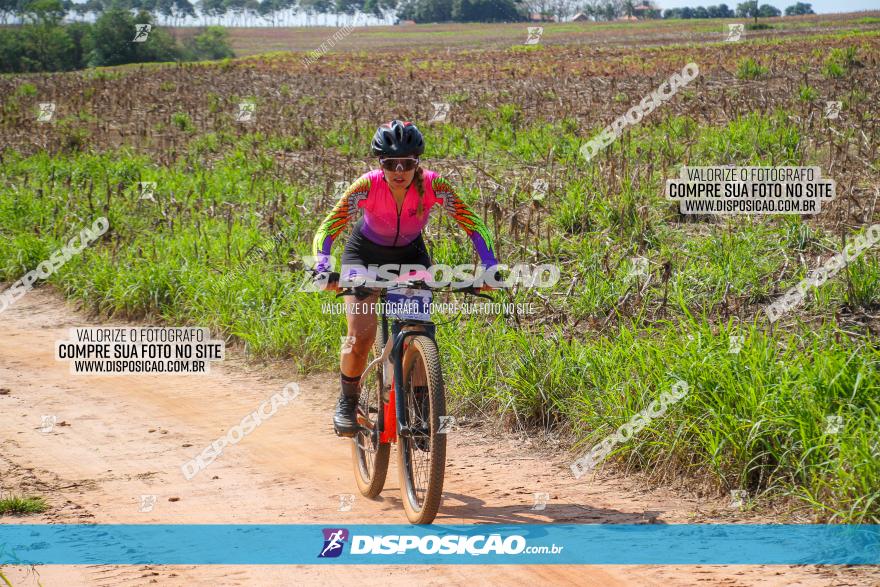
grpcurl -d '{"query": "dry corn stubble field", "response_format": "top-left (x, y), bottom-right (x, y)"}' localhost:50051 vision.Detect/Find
top-left (183, 12), bottom-right (880, 54)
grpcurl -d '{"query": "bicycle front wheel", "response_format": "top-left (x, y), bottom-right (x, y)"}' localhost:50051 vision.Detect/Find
top-left (397, 334), bottom-right (446, 524)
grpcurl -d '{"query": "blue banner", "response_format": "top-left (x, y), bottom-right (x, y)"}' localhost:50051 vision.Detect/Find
top-left (0, 524), bottom-right (878, 565)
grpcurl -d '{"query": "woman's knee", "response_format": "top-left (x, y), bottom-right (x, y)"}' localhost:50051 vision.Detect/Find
top-left (345, 328), bottom-right (375, 355)
top-left (345, 320), bottom-right (376, 353)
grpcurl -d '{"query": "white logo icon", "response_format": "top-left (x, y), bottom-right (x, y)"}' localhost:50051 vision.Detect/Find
top-left (629, 257), bottom-right (649, 280)
top-left (236, 101), bottom-right (256, 123)
top-left (526, 27), bottom-right (544, 45)
top-left (531, 492), bottom-right (550, 511)
top-left (37, 102), bottom-right (56, 122)
top-left (320, 529), bottom-right (346, 557)
top-left (340, 336), bottom-right (356, 355)
top-left (728, 335), bottom-right (744, 354)
top-left (824, 101), bottom-right (841, 119)
top-left (333, 181), bottom-right (348, 197)
top-left (338, 493), bottom-right (355, 512)
top-left (40, 415), bottom-right (57, 433)
top-left (133, 24), bottom-right (151, 42)
top-left (825, 415), bottom-right (843, 434)
top-left (532, 179), bottom-right (548, 201)
top-left (729, 489), bottom-right (748, 508)
top-left (726, 24), bottom-right (744, 42)
top-left (570, 451), bottom-right (602, 477)
top-left (428, 102), bottom-right (450, 124)
top-left (138, 181), bottom-right (156, 202)
top-left (438, 415), bottom-right (456, 434)
top-left (138, 494), bottom-right (157, 512)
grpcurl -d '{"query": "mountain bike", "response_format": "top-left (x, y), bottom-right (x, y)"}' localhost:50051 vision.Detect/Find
top-left (335, 275), bottom-right (489, 524)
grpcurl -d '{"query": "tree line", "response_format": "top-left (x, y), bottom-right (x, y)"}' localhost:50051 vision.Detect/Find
top-left (0, 0), bottom-right (389, 25)
top-left (0, 0), bottom-right (233, 72)
top-left (0, 0), bottom-right (819, 26)
top-left (662, 1), bottom-right (813, 19)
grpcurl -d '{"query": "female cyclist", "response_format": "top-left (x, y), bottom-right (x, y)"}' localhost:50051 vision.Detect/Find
top-left (310, 120), bottom-right (499, 437)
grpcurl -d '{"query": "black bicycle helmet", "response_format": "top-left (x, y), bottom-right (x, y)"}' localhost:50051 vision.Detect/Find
top-left (370, 120), bottom-right (425, 157)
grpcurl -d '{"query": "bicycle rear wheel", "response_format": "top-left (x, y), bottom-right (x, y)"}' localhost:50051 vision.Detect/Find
top-left (351, 323), bottom-right (390, 498)
top-left (397, 334), bottom-right (446, 524)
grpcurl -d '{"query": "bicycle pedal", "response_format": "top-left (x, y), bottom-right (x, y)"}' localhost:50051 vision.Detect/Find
top-left (334, 426), bottom-right (358, 438)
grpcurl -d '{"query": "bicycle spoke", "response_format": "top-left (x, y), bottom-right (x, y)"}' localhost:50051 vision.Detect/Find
top-left (404, 360), bottom-right (432, 507)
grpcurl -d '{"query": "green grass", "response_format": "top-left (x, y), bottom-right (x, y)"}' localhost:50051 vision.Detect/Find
top-left (822, 46), bottom-right (861, 78)
top-left (171, 111), bottom-right (196, 133)
top-left (1, 102), bottom-right (878, 522)
top-left (0, 495), bottom-right (48, 515)
top-left (508, 44), bottom-right (544, 53)
top-left (798, 84), bottom-right (818, 102)
top-left (737, 57), bottom-right (769, 79)
top-left (445, 318), bottom-right (880, 521)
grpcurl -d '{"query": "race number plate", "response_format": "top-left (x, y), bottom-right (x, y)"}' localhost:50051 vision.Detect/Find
top-left (385, 287), bottom-right (432, 321)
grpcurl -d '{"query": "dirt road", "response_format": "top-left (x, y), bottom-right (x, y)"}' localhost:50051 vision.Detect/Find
top-left (1, 287), bottom-right (877, 586)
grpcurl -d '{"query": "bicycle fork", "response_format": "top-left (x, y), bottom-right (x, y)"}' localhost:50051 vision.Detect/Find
top-left (375, 318), bottom-right (435, 444)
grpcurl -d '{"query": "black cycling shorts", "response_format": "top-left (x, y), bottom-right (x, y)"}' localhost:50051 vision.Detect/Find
top-left (341, 219), bottom-right (432, 280)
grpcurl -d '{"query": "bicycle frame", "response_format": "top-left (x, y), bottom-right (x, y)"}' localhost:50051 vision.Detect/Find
top-left (361, 293), bottom-right (436, 445)
top-left (339, 274), bottom-right (494, 522)
top-left (342, 277), bottom-right (488, 447)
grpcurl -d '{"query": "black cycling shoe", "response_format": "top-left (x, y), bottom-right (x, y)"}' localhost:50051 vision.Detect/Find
top-left (333, 392), bottom-right (359, 437)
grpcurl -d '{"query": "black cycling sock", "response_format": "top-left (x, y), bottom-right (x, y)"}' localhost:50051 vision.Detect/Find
top-left (341, 372), bottom-right (361, 398)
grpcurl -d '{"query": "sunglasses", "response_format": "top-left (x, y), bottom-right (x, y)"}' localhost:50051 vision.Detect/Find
top-left (379, 157), bottom-right (420, 172)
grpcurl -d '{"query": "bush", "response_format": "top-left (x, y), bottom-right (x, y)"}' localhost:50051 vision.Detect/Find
top-left (399, 0), bottom-right (525, 22)
top-left (87, 9), bottom-right (181, 67)
top-left (184, 26), bottom-right (235, 61)
top-left (20, 24), bottom-right (76, 71)
top-left (65, 21), bottom-right (94, 70)
top-left (757, 3), bottom-right (780, 17)
top-left (784, 2), bottom-right (814, 15)
top-left (451, 0), bottom-right (523, 22)
top-left (0, 29), bottom-right (24, 73)
top-left (0, 6), bottom-right (81, 74)
top-left (0, 7), bottom-right (213, 72)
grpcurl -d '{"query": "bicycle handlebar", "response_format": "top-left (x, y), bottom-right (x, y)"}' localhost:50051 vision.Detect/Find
top-left (331, 278), bottom-right (499, 301)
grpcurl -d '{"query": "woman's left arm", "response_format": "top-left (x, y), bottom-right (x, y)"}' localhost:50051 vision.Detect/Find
top-left (431, 175), bottom-right (499, 268)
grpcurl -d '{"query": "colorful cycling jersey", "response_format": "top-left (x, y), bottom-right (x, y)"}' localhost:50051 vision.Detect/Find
top-left (311, 168), bottom-right (498, 272)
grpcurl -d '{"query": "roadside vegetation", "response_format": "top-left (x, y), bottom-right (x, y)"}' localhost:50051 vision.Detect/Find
top-left (0, 495), bottom-right (48, 515)
top-left (1, 23), bottom-right (878, 522)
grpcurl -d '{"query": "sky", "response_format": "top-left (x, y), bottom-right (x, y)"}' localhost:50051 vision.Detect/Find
top-left (655, 0), bottom-right (879, 12)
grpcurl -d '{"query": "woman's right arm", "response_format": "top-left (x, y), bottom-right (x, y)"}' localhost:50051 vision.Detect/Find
top-left (310, 176), bottom-right (371, 273)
